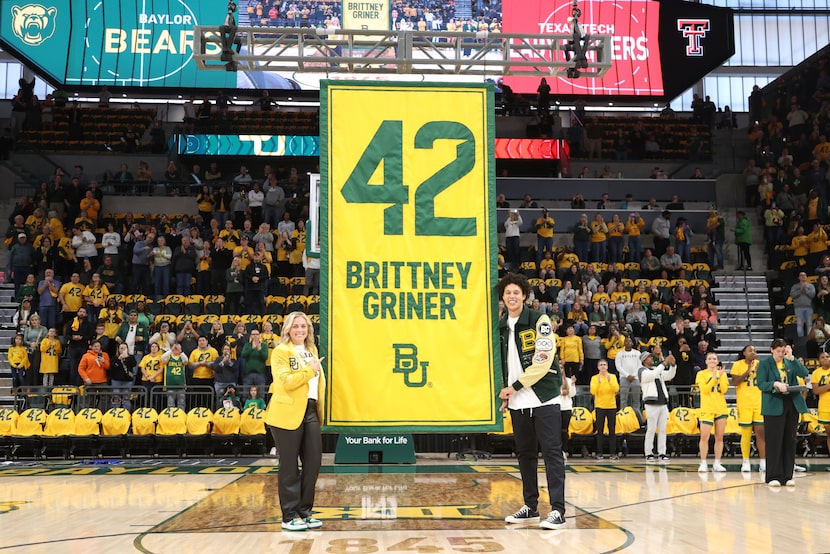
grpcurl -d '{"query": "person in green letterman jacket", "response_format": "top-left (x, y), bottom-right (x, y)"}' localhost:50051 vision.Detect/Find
top-left (498, 272), bottom-right (566, 530)
top-left (114, 309), bottom-right (151, 364)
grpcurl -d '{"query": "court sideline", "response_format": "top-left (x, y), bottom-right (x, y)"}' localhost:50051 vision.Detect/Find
top-left (1, 454), bottom-right (827, 553)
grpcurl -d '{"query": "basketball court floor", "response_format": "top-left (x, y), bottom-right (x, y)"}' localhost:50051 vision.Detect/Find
top-left (1, 454), bottom-right (827, 553)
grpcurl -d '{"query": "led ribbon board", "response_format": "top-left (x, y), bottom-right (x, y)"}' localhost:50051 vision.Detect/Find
top-left (501, 0), bottom-right (734, 98)
top-left (175, 134), bottom-right (320, 156)
top-left (321, 81), bottom-right (500, 432)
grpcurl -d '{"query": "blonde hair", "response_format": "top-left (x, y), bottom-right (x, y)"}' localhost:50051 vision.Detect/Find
top-left (280, 311), bottom-right (316, 350)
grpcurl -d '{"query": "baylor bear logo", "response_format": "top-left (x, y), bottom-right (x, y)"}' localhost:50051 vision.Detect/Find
top-left (11, 4), bottom-right (57, 46)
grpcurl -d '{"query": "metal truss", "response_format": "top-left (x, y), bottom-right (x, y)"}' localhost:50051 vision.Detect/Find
top-left (193, 27), bottom-right (612, 78)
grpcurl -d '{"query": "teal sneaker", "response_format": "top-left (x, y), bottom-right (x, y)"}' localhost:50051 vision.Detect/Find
top-left (281, 518), bottom-right (308, 531)
top-left (305, 517), bottom-right (323, 529)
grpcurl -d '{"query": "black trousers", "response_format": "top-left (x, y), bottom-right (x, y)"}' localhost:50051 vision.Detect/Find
top-left (737, 243), bottom-right (752, 268)
top-left (270, 399), bottom-right (322, 522)
top-left (510, 404), bottom-right (566, 514)
top-left (764, 400), bottom-right (799, 484)
top-left (595, 408), bottom-right (617, 456)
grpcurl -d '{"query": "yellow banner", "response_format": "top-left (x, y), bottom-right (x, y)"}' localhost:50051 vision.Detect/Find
top-left (321, 81), bottom-right (499, 432)
top-left (340, 0), bottom-right (390, 31)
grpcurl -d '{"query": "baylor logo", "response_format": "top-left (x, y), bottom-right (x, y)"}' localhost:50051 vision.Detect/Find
top-left (11, 3), bottom-right (57, 46)
top-left (392, 343), bottom-right (429, 387)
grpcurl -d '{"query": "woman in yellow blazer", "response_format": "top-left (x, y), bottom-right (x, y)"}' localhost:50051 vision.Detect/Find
top-left (266, 311), bottom-right (325, 532)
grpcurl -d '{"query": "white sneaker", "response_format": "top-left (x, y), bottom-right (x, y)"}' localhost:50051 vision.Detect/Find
top-left (767, 480), bottom-right (781, 487)
top-left (269, 447), bottom-right (277, 457)
top-left (759, 460), bottom-right (766, 472)
top-left (712, 462), bottom-right (727, 473)
top-left (539, 510), bottom-right (566, 530)
top-left (740, 460), bottom-right (751, 473)
top-left (697, 462), bottom-right (707, 473)
top-left (794, 463), bottom-right (806, 472)
top-left (785, 479), bottom-right (796, 487)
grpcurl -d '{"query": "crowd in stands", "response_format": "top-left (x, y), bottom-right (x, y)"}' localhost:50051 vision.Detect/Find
top-left (4, 162), bottom-right (318, 415)
top-left (497, 248), bottom-right (718, 392)
top-left (242, 0), bottom-right (503, 33)
top-left (499, 190), bottom-right (722, 268)
top-left (747, 52), bottom-right (830, 270)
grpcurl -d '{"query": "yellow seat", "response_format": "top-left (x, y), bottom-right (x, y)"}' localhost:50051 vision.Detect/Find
top-left (569, 406), bottom-right (595, 436)
top-left (131, 407), bottom-right (159, 435)
top-left (157, 407), bottom-right (187, 435)
top-left (102, 408), bottom-right (131, 435)
top-left (186, 407), bottom-right (213, 435)
top-left (44, 407), bottom-right (75, 436)
top-left (0, 408), bottom-right (19, 436)
top-left (74, 408), bottom-right (103, 436)
top-left (240, 407), bottom-right (266, 436)
top-left (212, 407), bottom-right (241, 435)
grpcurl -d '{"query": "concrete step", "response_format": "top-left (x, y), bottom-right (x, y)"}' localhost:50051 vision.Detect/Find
top-left (715, 276), bottom-right (769, 285)
top-left (717, 300), bottom-right (772, 311)
top-left (717, 318), bottom-right (775, 330)
top-left (718, 333), bottom-right (775, 345)
top-left (715, 284), bottom-right (770, 294)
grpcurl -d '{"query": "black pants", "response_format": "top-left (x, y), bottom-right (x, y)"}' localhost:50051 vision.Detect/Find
top-left (595, 407), bottom-right (617, 456)
top-left (563, 362), bottom-right (580, 379)
top-left (270, 399), bottom-right (322, 522)
top-left (510, 404), bottom-right (565, 514)
top-left (764, 400), bottom-right (799, 484)
top-left (505, 236), bottom-right (520, 270)
top-left (737, 243), bottom-right (752, 268)
top-left (245, 288), bottom-right (265, 315)
top-left (653, 236), bottom-right (670, 258)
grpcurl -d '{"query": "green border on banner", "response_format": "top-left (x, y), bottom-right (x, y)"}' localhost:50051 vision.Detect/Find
top-left (320, 80), bottom-right (500, 433)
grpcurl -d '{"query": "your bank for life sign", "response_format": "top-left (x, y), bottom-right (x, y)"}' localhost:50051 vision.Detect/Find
top-left (321, 81), bottom-right (500, 432)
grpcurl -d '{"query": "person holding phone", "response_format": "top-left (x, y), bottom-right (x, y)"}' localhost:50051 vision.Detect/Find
top-left (756, 338), bottom-right (811, 487)
top-left (78, 340), bottom-right (110, 409)
top-left (696, 352), bottom-right (729, 473)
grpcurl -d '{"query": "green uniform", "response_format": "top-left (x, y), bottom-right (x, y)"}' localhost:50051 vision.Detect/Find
top-left (165, 354), bottom-right (187, 389)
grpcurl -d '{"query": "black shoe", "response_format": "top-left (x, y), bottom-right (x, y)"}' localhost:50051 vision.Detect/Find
top-left (645, 454), bottom-right (656, 463)
top-left (540, 510), bottom-right (566, 530)
top-left (505, 505), bottom-right (540, 524)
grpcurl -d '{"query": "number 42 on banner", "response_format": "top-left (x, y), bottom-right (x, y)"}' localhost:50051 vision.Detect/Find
top-left (340, 120), bottom-right (478, 237)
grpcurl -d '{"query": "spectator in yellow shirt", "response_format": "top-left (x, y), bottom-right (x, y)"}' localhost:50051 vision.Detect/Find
top-left (558, 324), bottom-right (584, 378)
top-left (535, 208), bottom-right (555, 267)
top-left (806, 221), bottom-right (828, 270)
top-left (590, 213), bottom-right (608, 263)
top-left (590, 359), bottom-right (620, 459)
top-left (607, 214), bottom-right (625, 264)
top-left (602, 324), bottom-right (626, 373)
top-left (539, 250), bottom-right (556, 280)
top-left (625, 213), bottom-right (645, 262)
